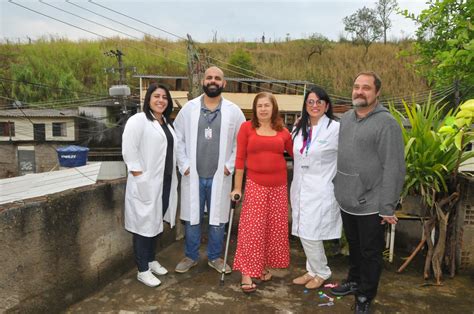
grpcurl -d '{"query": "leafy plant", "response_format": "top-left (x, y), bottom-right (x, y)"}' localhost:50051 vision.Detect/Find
top-left (400, 0), bottom-right (474, 96)
top-left (392, 97), bottom-right (473, 284)
top-left (390, 97), bottom-right (474, 207)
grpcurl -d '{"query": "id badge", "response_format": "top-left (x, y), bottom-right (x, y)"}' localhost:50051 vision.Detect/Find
top-left (301, 155), bottom-right (310, 169)
top-left (205, 127), bottom-right (212, 139)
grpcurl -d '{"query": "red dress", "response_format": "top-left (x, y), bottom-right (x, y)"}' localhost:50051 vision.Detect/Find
top-left (233, 121), bottom-right (293, 277)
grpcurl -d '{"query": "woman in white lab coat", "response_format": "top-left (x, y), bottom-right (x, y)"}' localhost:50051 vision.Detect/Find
top-left (290, 86), bottom-right (342, 290)
top-left (122, 83), bottom-right (178, 287)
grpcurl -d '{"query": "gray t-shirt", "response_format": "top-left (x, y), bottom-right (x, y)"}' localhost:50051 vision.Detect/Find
top-left (196, 97), bottom-right (222, 178)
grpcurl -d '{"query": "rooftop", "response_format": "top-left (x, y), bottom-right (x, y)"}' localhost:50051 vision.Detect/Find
top-left (0, 163), bottom-right (100, 205)
top-left (0, 108), bottom-right (78, 118)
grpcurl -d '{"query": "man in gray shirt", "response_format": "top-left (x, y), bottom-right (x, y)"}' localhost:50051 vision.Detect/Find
top-left (174, 66), bottom-right (245, 274)
top-left (331, 71), bottom-right (405, 314)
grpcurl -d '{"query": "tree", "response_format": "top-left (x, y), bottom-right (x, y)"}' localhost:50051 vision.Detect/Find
top-left (343, 7), bottom-right (383, 58)
top-left (375, 0), bottom-right (398, 44)
top-left (306, 33), bottom-right (332, 61)
top-left (401, 0), bottom-right (474, 99)
top-left (228, 48), bottom-right (255, 78)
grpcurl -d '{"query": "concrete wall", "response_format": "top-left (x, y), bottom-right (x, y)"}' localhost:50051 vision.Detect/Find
top-left (0, 179), bottom-right (176, 312)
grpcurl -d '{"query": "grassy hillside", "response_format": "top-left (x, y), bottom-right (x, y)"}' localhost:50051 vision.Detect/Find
top-left (0, 37), bottom-right (428, 106)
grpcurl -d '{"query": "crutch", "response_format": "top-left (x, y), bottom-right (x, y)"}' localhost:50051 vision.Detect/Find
top-left (220, 194), bottom-right (240, 285)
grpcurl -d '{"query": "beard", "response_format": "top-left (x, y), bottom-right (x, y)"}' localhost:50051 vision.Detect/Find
top-left (352, 97), bottom-right (369, 108)
top-left (203, 84), bottom-right (224, 98)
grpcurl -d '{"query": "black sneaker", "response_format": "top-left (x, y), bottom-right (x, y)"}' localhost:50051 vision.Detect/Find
top-left (354, 295), bottom-right (371, 314)
top-left (330, 280), bottom-right (358, 296)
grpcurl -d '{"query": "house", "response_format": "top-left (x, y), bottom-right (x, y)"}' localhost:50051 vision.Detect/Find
top-left (0, 108), bottom-right (78, 178)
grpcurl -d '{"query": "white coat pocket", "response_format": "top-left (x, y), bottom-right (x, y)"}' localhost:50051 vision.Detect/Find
top-left (132, 173), bottom-right (152, 204)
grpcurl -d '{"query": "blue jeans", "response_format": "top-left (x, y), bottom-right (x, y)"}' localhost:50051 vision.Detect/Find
top-left (184, 177), bottom-right (225, 261)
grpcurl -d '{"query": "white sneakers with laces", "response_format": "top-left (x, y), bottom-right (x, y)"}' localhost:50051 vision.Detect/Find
top-left (149, 261), bottom-right (168, 275)
top-left (137, 270), bottom-right (161, 287)
top-left (137, 261), bottom-right (168, 287)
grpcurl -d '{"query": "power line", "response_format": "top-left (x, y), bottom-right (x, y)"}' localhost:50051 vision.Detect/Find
top-left (7, 1), bottom-right (332, 97)
top-left (7, 1), bottom-right (457, 107)
top-left (39, 0), bottom-right (143, 41)
top-left (0, 76), bottom-right (109, 98)
top-left (66, 1), bottom-right (304, 94)
top-left (5, 1), bottom-right (285, 97)
top-left (71, 1), bottom-right (453, 101)
top-left (87, 0), bottom-right (187, 41)
top-left (0, 95), bottom-right (128, 128)
top-left (82, 0), bottom-right (309, 93)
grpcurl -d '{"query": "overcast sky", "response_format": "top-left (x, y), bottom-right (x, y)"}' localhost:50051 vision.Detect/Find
top-left (1, 0), bottom-right (428, 43)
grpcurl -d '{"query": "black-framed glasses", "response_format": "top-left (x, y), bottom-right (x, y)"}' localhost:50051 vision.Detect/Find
top-left (306, 99), bottom-right (325, 106)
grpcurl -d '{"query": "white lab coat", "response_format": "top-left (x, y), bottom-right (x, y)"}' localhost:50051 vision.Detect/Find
top-left (290, 115), bottom-right (342, 240)
top-left (174, 95), bottom-right (245, 226)
top-left (122, 112), bottom-right (178, 237)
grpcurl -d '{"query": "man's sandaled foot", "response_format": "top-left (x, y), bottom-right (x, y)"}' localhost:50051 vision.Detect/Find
top-left (240, 282), bottom-right (257, 293)
top-left (260, 270), bottom-right (272, 282)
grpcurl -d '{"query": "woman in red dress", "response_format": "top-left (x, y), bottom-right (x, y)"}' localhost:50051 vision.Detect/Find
top-left (231, 92), bottom-right (293, 293)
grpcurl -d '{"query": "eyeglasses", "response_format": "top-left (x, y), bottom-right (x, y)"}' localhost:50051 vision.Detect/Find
top-left (306, 99), bottom-right (325, 106)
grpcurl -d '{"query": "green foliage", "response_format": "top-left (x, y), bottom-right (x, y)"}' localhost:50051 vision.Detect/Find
top-left (343, 6), bottom-right (383, 55)
top-left (400, 0), bottom-right (474, 94)
top-left (306, 33), bottom-right (332, 61)
top-left (227, 48), bottom-right (255, 78)
top-left (390, 97), bottom-right (474, 207)
top-left (375, 0), bottom-right (398, 44)
top-left (0, 37), bottom-right (430, 104)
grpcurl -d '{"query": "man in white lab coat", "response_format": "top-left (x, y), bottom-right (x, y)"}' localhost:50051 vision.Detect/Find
top-left (174, 66), bottom-right (246, 274)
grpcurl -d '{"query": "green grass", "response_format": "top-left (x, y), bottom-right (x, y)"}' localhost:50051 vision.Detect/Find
top-left (0, 37), bottom-right (428, 104)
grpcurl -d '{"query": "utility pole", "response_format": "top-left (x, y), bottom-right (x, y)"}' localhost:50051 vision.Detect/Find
top-left (104, 49), bottom-right (136, 124)
top-left (104, 49), bottom-right (134, 86)
top-left (186, 34), bottom-right (209, 100)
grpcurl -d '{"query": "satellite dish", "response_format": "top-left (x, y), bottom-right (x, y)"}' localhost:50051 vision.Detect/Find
top-left (13, 100), bottom-right (23, 108)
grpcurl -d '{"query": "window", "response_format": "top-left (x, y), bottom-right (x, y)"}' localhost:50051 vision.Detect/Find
top-left (52, 122), bottom-right (67, 137)
top-left (0, 121), bottom-right (15, 136)
top-left (34, 124), bottom-right (45, 141)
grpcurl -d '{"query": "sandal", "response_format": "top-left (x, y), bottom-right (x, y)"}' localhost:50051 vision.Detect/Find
top-left (240, 281), bottom-right (257, 293)
top-left (305, 275), bottom-right (325, 290)
top-left (260, 269), bottom-right (272, 282)
top-left (292, 273), bottom-right (314, 285)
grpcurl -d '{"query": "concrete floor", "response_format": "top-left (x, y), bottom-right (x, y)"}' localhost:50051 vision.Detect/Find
top-left (67, 235), bottom-right (474, 313)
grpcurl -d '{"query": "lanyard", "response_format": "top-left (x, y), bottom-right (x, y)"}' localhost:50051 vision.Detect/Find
top-left (299, 126), bottom-right (315, 156)
top-left (202, 107), bottom-right (220, 125)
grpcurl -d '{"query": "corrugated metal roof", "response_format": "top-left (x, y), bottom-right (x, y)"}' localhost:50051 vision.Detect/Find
top-left (0, 162), bottom-right (101, 205)
top-left (0, 109), bottom-right (78, 118)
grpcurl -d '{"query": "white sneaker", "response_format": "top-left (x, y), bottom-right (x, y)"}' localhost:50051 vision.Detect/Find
top-left (149, 261), bottom-right (168, 275)
top-left (137, 270), bottom-right (161, 287)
